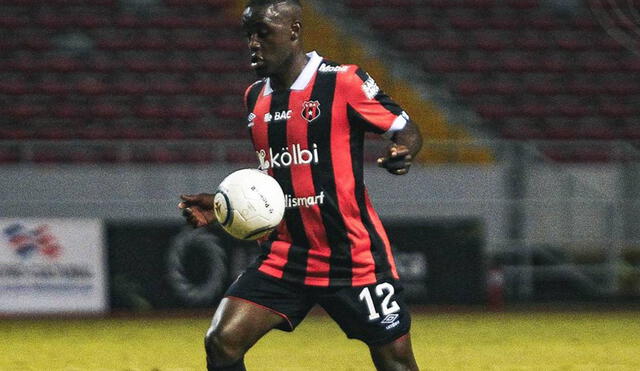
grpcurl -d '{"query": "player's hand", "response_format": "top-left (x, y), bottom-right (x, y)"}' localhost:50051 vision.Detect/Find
top-left (377, 144), bottom-right (412, 175)
top-left (178, 193), bottom-right (217, 228)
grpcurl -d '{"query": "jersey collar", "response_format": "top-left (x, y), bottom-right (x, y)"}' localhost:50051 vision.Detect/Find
top-left (263, 51), bottom-right (323, 96)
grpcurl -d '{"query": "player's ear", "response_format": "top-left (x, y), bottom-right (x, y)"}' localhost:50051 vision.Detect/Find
top-left (291, 21), bottom-right (301, 41)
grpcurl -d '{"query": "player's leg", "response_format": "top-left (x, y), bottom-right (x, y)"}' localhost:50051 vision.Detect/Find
top-left (205, 297), bottom-right (284, 370)
top-left (206, 268), bottom-right (314, 370)
top-left (318, 279), bottom-right (418, 371)
top-left (368, 333), bottom-right (419, 371)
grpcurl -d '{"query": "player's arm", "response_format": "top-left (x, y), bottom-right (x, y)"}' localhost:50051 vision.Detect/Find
top-left (178, 194), bottom-right (217, 228)
top-left (377, 119), bottom-right (423, 175)
top-left (344, 67), bottom-right (423, 175)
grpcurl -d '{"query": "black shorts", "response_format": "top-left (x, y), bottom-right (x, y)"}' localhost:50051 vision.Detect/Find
top-left (224, 268), bottom-right (411, 346)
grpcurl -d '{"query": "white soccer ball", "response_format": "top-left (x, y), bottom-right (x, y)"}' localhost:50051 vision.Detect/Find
top-left (213, 169), bottom-right (285, 240)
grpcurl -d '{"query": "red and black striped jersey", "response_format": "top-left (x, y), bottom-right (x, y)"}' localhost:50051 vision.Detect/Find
top-left (244, 51), bottom-right (409, 287)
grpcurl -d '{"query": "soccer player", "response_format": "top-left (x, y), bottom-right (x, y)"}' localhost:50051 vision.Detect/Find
top-left (179, 0), bottom-right (423, 370)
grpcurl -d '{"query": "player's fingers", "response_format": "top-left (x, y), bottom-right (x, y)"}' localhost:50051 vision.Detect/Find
top-left (180, 194), bottom-right (198, 203)
top-left (377, 157), bottom-right (387, 168)
top-left (390, 147), bottom-right (410, 158)
top-left (390, 167), bottom-right (409, 175)
top-left (385, 157), bottom-right (408, 170)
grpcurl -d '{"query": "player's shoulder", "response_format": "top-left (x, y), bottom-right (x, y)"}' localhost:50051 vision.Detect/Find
top-left (245, 79), bottom-right (266, 95)
top-left (244, 79), bottom-right (267, 105)
top-left (318, 60), bottom-right (369, 86)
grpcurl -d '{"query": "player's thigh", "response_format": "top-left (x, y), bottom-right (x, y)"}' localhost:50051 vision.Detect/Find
top-left (217, 268), bottom-right (315, 335)
top-left (318, 279), bottom-right (411, 346)
top-left (206, 296), bottom-right (284, 349)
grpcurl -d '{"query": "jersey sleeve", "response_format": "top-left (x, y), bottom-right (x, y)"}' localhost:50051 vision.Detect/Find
top-left (343, 67), bottom-right (409, 138)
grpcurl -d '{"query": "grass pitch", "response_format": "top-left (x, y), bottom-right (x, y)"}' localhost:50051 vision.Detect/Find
top-left (1, 311), bottom-right (639, 370)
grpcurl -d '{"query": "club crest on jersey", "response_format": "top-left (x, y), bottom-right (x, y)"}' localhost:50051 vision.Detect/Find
top-left (301, 100), bottom-right (321, 123)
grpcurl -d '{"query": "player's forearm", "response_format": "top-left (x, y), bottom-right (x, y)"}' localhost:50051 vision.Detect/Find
top-left (392, 120), bottom-right (423, 157)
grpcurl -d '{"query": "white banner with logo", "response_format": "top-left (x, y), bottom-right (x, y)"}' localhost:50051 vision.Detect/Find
top-left (0, 218), bottom-right (107, 314)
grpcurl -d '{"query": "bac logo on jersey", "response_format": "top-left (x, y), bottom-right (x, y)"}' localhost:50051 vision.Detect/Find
top-left (301, 100), bottom-right (321, 123)
top-left (264, 110), bottom-right (292, 123)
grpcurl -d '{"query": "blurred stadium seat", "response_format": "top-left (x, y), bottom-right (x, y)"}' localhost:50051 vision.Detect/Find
top-left (345, 0), bottom-right (640, 156)
top-left (1, 0), bottom-right (639, 164)
top-left (0, 0), bottom-right (252, 157)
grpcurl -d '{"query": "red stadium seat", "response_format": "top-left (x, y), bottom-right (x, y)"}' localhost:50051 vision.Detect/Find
top-left (475, 34), bottom-right (509, 51)
top-left (579, 123), bottom-right (618, 140)
top-left (0, 79), bottom-right (30, 95)
top-left (565, 81), bottom-right (603, 96)
top-left (90, 103), bottom-right (126, 119)
top-left (213, 105), bottom-right (245, 120)
top-left (514, 35), bottom-right (552, 51)
top-left (475, 104), bottom-right (513, 120)
top-left (526, 80), bottom-right (563, 96)
top-left (0, 149), bottom-right (20, 163)
top-left (169, 104), bottom-right (204, 120)
top-left (528, 17), bottom-right (562, 31)
top-left (502, 56), bottom-right (537, 73)
top-left (149, 81), bottom-right (189, 95)
top-left (543, 124), bottom-right (579, 140)
top-left (499, 121), bottom-right (544, 140)
top-left (487, 16), bottom-right (520, 30)
top-left (0, 16), bottom-right (28, 29)
top-left (212, 38), bottom-right (245, 52)
top-left (506, 0), bottom-right (539, 9)
top-left (424, 57), bottom-right (462, 73)
top-left (449, 16), bottom-right (484, 30)
top-left (5, 104), bottom-right (45, 119)
top-left (0, 128), bottom-right (31, 140)
top-left (600, 104), bottom-right (636, 118)
top-left (135, 104), bottom-right (171, 120)
top-left (190, 81), bottom-right (226, 96)
top-left (37, 80), bottom-right (71, 96)
top-left (540, 57), bottom-right (570, 73)
top-left (557, 103), bottom-right (592, 118)
top-left (517, 103), bottom-right (555, 118)
top-left (174, 36), bottom-right (214, 51)
top-left (164, 0), bottom-right (233, 7)
top-left (455, 80), bottom-right (483, 96)
top-left (52, 104), bottom-right (85, 120)
top-left (75, 79), bottom-right (109, 96)
top-left (462, 0), bottom-right (496, 8)
top-left (124, 58), bottom-right (162, 73)
top-left (112, 80), bottom-right (148, 96)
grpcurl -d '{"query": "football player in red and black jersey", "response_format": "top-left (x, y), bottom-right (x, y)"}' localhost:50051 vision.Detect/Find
top-left (179, 0), bottom-right (422, 370)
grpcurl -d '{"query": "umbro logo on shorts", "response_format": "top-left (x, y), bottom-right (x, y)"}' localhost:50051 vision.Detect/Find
top-left (381, 314), bottom-right (399, 324)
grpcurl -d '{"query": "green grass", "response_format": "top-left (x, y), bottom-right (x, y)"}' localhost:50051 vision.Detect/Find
top-left (1, 311), bottom-right (640, 370)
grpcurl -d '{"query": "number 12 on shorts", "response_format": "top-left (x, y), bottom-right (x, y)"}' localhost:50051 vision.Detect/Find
top-left (358, 282), bottom-right (401, 321)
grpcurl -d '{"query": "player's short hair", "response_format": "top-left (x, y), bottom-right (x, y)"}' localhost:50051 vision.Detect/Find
top-left (245, 0), bottom-right (302, 8)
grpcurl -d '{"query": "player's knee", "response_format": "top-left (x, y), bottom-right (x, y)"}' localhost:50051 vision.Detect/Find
top-left (204, 326), bottom-right (246, 364)
top-left (370, 336), bottom-right (419, 371)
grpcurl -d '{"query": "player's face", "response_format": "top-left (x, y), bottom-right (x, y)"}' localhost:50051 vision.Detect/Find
top-left (241, 5), bottom-right (295, 78)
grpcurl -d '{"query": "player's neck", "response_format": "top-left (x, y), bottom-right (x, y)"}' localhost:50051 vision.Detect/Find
top-left (270, 51), bottom-right (308, 92)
